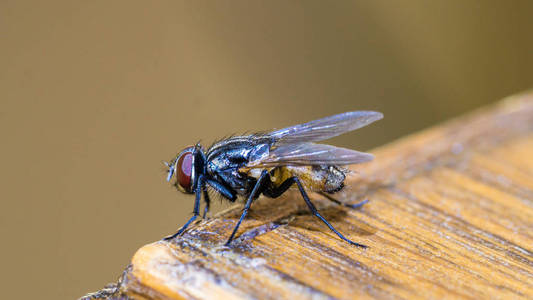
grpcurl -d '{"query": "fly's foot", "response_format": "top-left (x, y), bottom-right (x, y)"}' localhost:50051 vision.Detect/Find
top-left (162, 230), bottom-right (183, 241)
top-left (346, 239), bottom-right (368, 248)
top-left (345, 198), bottom-right (369, 210)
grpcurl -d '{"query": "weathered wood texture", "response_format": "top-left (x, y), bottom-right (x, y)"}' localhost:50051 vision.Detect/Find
top-left (85, 93), bottom-right (533, 300)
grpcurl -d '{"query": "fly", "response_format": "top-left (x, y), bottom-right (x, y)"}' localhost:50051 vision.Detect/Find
top-left (163, 111), bottom-right (383, 248)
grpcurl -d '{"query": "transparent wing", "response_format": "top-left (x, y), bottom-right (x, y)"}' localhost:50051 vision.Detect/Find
top-left (247, 143), bottom-right (374, 168)
top-left (268, 111), bottom-right (383, 145)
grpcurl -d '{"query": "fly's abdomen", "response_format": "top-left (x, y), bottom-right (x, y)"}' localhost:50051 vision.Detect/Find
top-left (323, 165), bottom-right (346, 193)
top-left (270, 165), bottom-right (346, 193)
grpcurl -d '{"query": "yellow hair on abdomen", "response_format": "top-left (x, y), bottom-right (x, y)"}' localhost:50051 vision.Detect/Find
top-left (271, 166), bottom-right (327, 191)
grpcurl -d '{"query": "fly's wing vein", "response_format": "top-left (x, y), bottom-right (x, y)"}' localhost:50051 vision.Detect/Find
top-left (247, 143), bottom-right (373, 168)
top-left (267, 111), bottom-right (382, 145)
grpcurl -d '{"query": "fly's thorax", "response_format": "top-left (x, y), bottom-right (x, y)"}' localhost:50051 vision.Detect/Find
top-left (268, 165), bottom-right (346, 193)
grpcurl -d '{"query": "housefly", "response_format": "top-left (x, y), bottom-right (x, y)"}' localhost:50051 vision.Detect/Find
top-left (163, 111), bottom-right (383, 248)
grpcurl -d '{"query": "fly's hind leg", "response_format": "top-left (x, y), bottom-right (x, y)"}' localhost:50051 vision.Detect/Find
top-left (320, 192), bottom-right (369, 209)
top-left (265, 176), bottom-right (367, 248)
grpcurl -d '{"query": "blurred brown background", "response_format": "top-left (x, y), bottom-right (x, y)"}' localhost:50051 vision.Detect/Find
top-left (1, 1), bottom-right (532, 299)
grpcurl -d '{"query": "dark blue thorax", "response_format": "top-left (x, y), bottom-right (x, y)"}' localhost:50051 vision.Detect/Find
top-left (206, 136), bottom-right (271, 196)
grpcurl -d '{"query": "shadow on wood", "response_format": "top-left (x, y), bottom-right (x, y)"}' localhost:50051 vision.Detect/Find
top-left (82, 92), bottom-right (533, 300)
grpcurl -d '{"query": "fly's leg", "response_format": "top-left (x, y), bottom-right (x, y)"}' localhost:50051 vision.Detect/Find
top-left (202, 189), bottom-right (210, 219)
top-left (205, 178), bottom-right (237, 201)
top-left (347, 199), bottom-right (369, 209)
top-left (320, 192), bottom-right (369, 209)
top-left (202, 178), bottom-right (237, 219)
top-left (262, 174), bottom-right (295, 198)
top-left (295, 178), bottom-right (367, 248)
top-left (266, 177), bottom-right (367, 248)
top-left (163, 175), bottom-right (204, 240)
top-left (225, 170), bottom-right (269, 246)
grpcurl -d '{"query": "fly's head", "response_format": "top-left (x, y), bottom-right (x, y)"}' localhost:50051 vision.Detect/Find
top-left (165, 146), bottom-right (196, 194)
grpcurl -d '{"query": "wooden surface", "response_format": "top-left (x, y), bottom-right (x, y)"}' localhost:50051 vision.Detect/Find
top-left (83, 93), bottom-right (533, 300)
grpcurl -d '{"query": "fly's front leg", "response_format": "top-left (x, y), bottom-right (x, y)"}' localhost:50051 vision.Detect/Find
top-left (163, 175), bottom-right (204, 241)
top-left (202, 177), bottom-right (237, 219)
top-left (202, 189), bottom-right (210, 219)
top-left (225, 170), bottom-right (269, 246)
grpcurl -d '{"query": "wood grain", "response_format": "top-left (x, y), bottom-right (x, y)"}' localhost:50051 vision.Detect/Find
top-left (82, 92), bottom-right (533, 300)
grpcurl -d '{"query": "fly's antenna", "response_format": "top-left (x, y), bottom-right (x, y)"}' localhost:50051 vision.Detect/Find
top-left (195, 140), bottom-right (203, 150)
top-left (162, 160), bottom-right (175, 182)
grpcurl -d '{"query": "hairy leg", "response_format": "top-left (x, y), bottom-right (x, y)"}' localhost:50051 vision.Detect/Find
top-left (225, 170), bottom-right (269, 246)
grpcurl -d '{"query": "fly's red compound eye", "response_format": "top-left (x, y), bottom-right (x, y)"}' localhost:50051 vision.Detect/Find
top-left (176, 150), bottom-right (194, 193)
